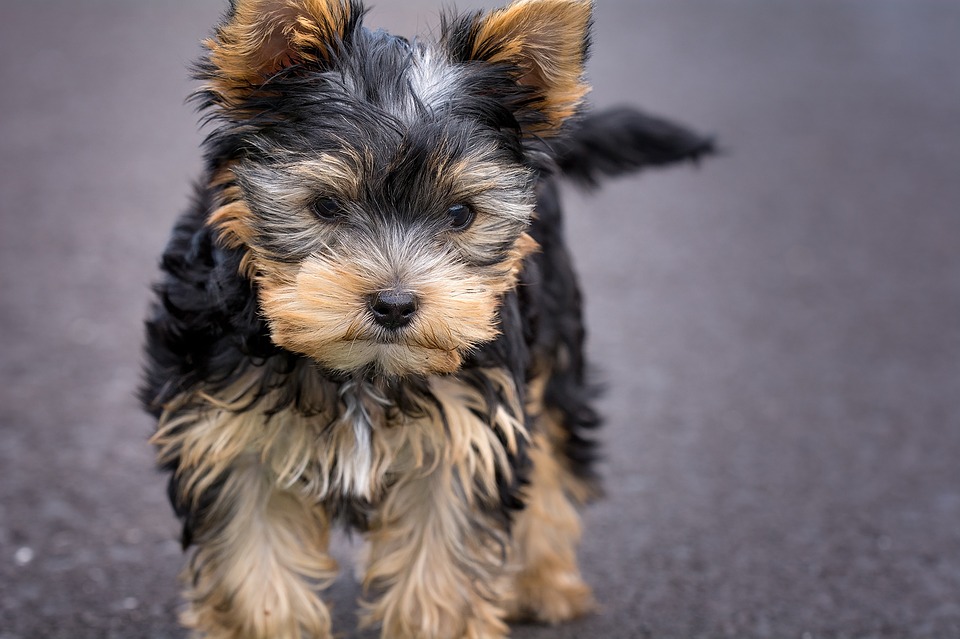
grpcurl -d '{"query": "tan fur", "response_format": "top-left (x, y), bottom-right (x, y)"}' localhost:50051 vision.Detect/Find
top-left (205, 0), bottom-right (355, 106)
top-left (253, 244), bottom-right (521, 375)
top-left (154, 366), bottom-right (527, 637)
top-left (206, 173), bottom-right (259, 279)
top-left (524, 366), bottom-right (599, 503)
top-left (484, 369), bottom-right (595, 624)
top-left (153, 370), bottom-right (345, 505)
top-left (470, 0), bottom-right (592, 134)
top-left (361, 465), bottom-right (511, 639)
top-left (361, 371), bottom-right (527, 639)
top-left (180, 458), bottom-right (338, 639)
top-left (503, 432), bottom-right (594, 624)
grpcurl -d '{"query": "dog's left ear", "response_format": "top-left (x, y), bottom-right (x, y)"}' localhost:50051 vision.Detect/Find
top-left (446, 0), bottom-right (592, 136)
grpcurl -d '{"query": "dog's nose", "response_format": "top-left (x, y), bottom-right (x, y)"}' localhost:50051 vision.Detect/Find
top-left (368, 290), bottom-right (419, 329)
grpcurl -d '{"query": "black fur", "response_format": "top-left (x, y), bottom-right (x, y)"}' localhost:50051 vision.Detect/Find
top-left (552, 105), bottom-right (715, 187)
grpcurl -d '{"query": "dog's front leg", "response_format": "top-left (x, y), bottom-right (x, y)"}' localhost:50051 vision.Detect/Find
top-left (504, 431), bottom-right (594, 624)
top-left (179, 457), bottom-right (338, 639)
top-left (361, 462), bottom-right (511, 639)
top-left (359, 371), bottom-right (529, 638)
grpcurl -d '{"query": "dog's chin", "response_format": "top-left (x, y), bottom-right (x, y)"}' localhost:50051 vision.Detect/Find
top-left (310, 339), bottom-right (465, 378)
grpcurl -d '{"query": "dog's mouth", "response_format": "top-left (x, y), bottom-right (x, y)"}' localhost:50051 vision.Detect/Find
top-left (365, 330), bottom-right (413, 346)
top-left (343, 315), bottom-right (454, 349)
top-left (324, 337), bottom-right (464, 377)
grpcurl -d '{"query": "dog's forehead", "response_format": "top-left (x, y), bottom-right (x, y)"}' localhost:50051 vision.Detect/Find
top-left (338, 27), bottom-right (465, 122)
top-left (237, 25), bottom-right (528, 197)
top-left (407, 44), bottom-right (464, 116)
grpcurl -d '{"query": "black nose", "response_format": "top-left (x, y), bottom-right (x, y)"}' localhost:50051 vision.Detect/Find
top-left (368, 290), bottom-right (419, 329)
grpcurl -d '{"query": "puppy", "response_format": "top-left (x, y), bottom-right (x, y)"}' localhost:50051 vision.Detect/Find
top-left (141, 1), bottom-right (712, 637)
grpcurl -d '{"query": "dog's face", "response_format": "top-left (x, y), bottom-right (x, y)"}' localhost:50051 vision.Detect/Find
top-left (201, 0), bottom-right (591, 377)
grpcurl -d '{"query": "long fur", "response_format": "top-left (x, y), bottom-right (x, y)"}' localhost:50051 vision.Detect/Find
top-left (141, 1), bottom-right (713, 637)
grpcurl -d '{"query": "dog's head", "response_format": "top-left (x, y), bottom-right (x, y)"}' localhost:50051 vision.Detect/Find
top-left (199, 0), bottom-right (592, 377)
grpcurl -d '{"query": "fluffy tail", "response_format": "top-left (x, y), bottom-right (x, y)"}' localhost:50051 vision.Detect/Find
top-left (552, 106), bottom-right (716, 188)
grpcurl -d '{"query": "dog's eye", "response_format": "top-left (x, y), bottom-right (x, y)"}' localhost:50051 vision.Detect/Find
top-left (446, 203), bottom-right (475, 231)
top-left (311, 197), bottom-right (342, 221)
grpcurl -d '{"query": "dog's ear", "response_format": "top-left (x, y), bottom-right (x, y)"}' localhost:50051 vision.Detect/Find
top-left (445, 0), bottom-right (592, 136)
top-left (202, 0), bottom-right (362, 104)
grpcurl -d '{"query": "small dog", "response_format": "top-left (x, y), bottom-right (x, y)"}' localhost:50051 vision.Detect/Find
top-left (141, 1), bottom-right (712, 637)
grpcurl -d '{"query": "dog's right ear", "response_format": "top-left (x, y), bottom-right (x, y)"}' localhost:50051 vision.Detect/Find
top-left (200, 0), bottom-right (363, 106)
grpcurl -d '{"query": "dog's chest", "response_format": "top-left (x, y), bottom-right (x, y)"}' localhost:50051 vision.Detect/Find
top-left (300, 377), bottom-right (438, 506)
top-left (328, 379), bottom-right (390, 500)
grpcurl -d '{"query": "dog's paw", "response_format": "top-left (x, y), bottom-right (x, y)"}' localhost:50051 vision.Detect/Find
top-left (459, 615), bottom-right (510, 639)
top-left (505, 569), bottom-right (595, 625)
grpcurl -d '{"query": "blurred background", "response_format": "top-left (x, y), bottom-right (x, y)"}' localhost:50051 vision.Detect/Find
top-left (1, 1), bottom-right (959, 637)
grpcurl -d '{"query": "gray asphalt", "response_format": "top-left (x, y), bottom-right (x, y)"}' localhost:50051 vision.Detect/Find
top-left (2, 1), bottom-right (959, 638)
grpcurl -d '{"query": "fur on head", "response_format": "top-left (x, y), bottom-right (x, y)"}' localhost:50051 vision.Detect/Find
top-left (196, 0), bottom-right (593, 377)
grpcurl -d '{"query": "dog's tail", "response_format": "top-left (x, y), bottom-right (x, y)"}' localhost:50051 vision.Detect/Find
top-left (552, 106), bottom-right (716, 188)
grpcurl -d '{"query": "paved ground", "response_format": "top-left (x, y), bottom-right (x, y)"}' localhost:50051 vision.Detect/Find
top-left (2, 1), bottom-right (959, 638)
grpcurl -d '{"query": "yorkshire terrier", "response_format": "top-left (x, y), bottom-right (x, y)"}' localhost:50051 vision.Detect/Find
top-left (141, 0), bottom-right (712, 637)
